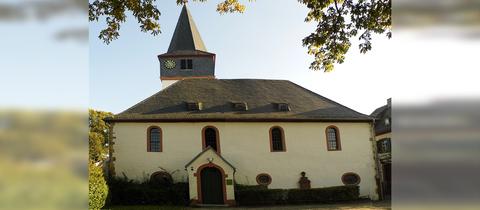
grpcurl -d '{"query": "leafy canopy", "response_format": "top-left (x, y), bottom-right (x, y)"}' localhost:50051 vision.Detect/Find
top-left (89, 109), bottom-right (113, 163)
top-left (299, 0), bottom-right (391, 71)
top-left (89, 0), bottom-right (391, 72)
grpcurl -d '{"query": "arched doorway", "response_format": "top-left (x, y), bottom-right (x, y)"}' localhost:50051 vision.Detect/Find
top-left (200, 167), bottom-right (224, 204)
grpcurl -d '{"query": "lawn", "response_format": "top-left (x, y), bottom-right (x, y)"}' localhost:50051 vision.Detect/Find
top-left (103, 206), bottom-right (190, 210)
top-left (102, 200), bottom-right (391, 210)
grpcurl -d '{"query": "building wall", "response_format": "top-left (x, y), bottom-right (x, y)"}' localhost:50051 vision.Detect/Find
top-left (159, 56), bottom-right (215, 78)
top-left (112, 122), bottom-right (378, 200)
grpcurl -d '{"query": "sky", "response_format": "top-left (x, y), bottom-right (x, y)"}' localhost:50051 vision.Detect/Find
top-left (0, 10), bottom-right (88, 110)
top-left (89, 0), bottom-right (394, 115)
top-left (1, 0), bottom-right (477, 113)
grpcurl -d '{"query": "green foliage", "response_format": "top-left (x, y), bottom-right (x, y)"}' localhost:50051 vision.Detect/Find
top-left (286, 185), bottom-right (359, 204)
top-left (215, 0), bottom-right (254, 14)
top-left (107, 176), bottom-right (189, 206)
top-left (89, 0), bottom-right (251, 44)
top-left (89, 0), bottom-right (391, 72)
top-left (89, 109), bottom-right (113, 163)
top-left (234, 183), bottom-right (267, 191)
top-left (89, 161), bottom-right (109, 210)
top-left (0, 111), bottom-right (88, 209)
top-left (89, 0), bottom-right (162, 44)
top-left (235, 189), bottom-right (288, 205)
top-left (299, 0), bottom-right (391, 71)
top-left (235, 185), bottom-right (359, 206)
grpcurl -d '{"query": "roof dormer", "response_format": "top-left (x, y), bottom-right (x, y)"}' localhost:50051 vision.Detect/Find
top-left (276, 103), bottom-right (291, 112)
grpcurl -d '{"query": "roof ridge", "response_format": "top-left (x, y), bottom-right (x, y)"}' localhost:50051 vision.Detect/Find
top-left (185, 6), bottom-right (207, 51)
top-left (217, 78), bottom-right (290, 81)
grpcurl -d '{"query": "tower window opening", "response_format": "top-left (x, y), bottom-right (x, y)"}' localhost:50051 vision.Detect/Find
top-left (181, 59), bottom-right (193, 70)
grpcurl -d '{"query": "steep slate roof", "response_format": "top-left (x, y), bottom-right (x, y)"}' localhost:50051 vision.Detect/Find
top-left (370, 101), bottom-right (391, 135)
top-left (110, 79), bottom-right (372, 122)
top-left (166, 5), bottom-right (207, 53)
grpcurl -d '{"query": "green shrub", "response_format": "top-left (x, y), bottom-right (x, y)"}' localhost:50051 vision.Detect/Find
top-left (107, 176), bottom-right (189, 206)
top-left (89, 162), bottom-right (108, 210)
top-left (235, 185), bottom-right (359, 206)
top-left (235, 189), bottom-right (287, 206)
top-left (287, 185), bottom-right (359, 204)
top-left (234, 183), bottom-right (267, 191)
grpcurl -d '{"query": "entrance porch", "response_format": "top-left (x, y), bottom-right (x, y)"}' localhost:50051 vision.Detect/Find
top-left (185, 147), bottom-right (236, 206)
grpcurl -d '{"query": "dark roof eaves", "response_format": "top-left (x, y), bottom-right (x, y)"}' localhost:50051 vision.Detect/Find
top-left (106, 117), bottom-right (373, 123)
top-left (157, 50), bottom-right (215, 57)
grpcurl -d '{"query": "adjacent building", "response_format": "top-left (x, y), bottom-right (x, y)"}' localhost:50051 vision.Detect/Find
top-left (371, 98), bottom-right (392, 199)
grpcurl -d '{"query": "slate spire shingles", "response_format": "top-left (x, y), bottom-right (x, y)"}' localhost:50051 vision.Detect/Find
top-left (167, 5), bottom-right (207, 53)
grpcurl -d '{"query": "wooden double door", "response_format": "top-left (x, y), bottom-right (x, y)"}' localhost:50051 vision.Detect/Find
top-left (200, 167), bottom-right (224, 204)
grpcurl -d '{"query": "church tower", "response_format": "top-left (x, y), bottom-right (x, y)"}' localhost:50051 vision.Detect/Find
top-left (158, 3), bottom-right (216, 89)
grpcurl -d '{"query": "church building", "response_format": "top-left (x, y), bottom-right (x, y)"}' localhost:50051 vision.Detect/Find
top-left (107, 4), bottom-right (379, 206)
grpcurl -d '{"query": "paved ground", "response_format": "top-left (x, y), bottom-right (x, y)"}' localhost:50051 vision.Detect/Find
top-left (106, 200), bottom-right (391, 210)
top-left (209, 200), bottom-right (391, 210)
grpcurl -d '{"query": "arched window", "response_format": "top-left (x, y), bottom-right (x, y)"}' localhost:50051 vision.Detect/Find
top-left (202, 126), bottom-right (220, 153)
top-left (326, 126), bottom-right (341, 151)
top-left (147, 126), bottom-right (162, 152)
top-left (270, 126), bottom-right (286, 152)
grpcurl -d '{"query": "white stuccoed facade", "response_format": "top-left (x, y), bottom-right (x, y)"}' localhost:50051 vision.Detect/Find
top-left (112, 122), bottom-right (379, 200)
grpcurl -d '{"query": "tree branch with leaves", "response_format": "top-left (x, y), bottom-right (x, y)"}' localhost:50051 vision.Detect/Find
top-left (299, 0), bottom-right (391, 71)
top-left (89, 0), bottom-right (390, 72)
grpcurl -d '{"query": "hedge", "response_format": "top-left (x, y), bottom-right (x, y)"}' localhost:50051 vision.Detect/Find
top-left (106, 177), bottom-right (358, 207)
top-left (89, 162), bottom-right (108, 210)
top-left (106, 177), bottom-right (189, 206)
top-left (287, 186), bottom-right (359, 204)
top-left (235, 185), bottom-right (359, 206)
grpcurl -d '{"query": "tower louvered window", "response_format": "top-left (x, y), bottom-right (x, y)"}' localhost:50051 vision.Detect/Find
top-left (180, 59), bottom-right (193, 69)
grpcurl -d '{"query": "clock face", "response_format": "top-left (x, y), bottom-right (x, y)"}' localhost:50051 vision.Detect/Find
top-left (164, 59), bottom-right (176, 69)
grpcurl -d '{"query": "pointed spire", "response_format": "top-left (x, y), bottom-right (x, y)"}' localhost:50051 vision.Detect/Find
top-left (167, 4), bottom-right (207, 53)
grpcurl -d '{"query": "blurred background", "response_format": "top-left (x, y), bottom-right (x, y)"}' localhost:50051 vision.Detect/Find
top-left (392, 0), bottom-right (480, 209)
top-left (0, 0), bottom-right (479, 209)
top-left (0, 0), bottom-right (88, 210)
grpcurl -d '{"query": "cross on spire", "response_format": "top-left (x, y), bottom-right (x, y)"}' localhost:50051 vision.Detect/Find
top-left (182, 0), bottom-right (188, 5)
